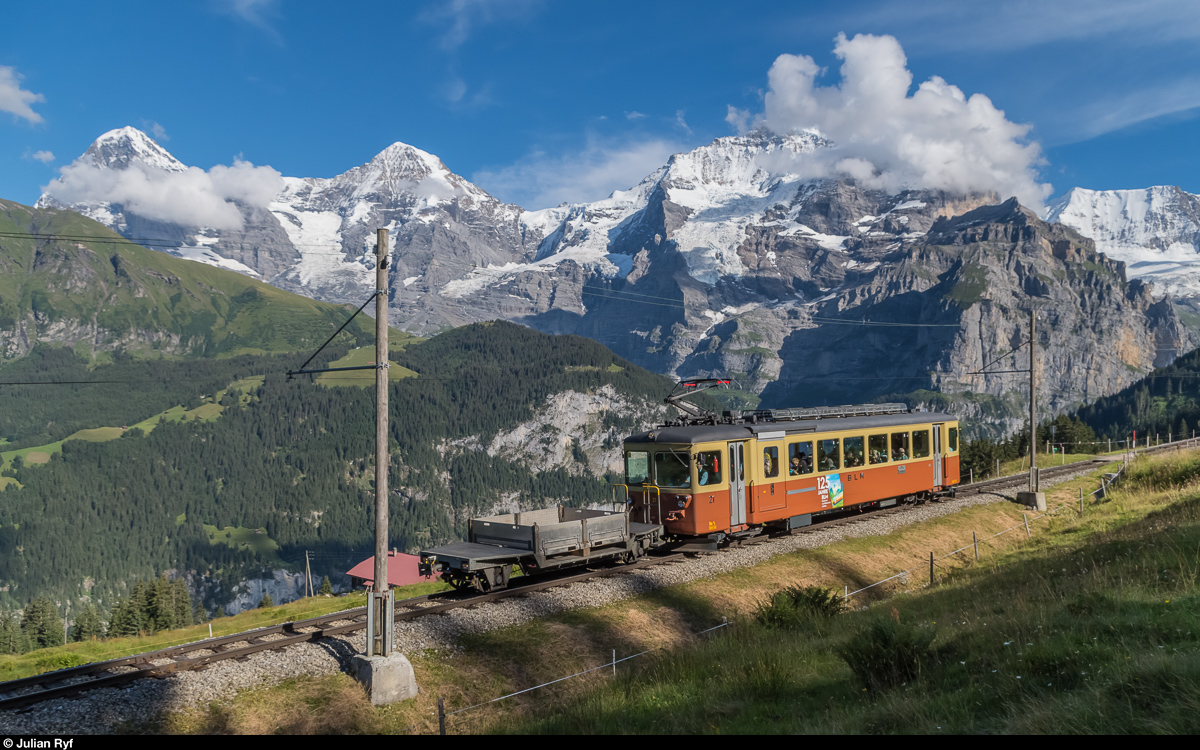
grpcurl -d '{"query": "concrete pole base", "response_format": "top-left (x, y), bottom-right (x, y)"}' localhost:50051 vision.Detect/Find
top-left (351, 653), bottom-right (419, 706)
top-left (1016, 491), bottom-right (1046, 511)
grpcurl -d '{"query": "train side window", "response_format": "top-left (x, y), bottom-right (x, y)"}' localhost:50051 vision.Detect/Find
top-left (891, 432), bottom-right (910, 461)
top-left (625, 451), bottom-right (650, 484)
top-left (789, 442), bottom-right (813, 475)
top-left (868, 434), bottom-right (888, 464)
top-left (913, 430), bottom-right (931, 458)
top-left (948, 427), bottom-right (958, 452)
top-left (763, 446), bottom-right (779, 478)
top-left (696, 451), bottom-right (722, 486)
top-left (654, 451), bottom-right (691, 488)
top-left (844, 436), bottom-right (865, 467)
top-left (817, 438), bottom-right (840, 472)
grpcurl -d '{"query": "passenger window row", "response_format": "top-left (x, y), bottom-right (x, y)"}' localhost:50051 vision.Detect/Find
top-left (624, 426), bottom-right (958, 489)
top-left (783, 428), bottom-right (954, 475)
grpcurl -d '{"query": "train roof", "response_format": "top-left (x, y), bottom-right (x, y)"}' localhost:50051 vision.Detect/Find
top-left (624, 411), bottom-right (957, 445)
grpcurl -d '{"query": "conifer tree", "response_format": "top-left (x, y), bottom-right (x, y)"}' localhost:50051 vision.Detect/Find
top-left (0, 612), bottom-right (29, 654)
top-left (215, 606), bottom-right (226, 619)
top-left (149, 576), bottom-right (176, 633)
top-left (170, 578), bottom-right (194, 629)
top-left (22, 597), bottom-right (64, 650)
top-left (258, 593), bottom-right (274, 609)
top-left (193, 601), bottom-right (208, 624)
top-left (108, 582), bottom-right (150, 638)
top-left (71, 603), bottom-right (104, 641)
top-left (319, 576), bottom-right (333, 596)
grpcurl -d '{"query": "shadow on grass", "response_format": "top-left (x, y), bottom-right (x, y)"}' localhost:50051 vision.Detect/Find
top-left (490, 487), bottom-right (1200, 734)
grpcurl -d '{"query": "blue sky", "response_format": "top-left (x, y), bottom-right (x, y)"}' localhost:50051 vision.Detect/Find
top-left (2, 0), bottom-right (1199, 210)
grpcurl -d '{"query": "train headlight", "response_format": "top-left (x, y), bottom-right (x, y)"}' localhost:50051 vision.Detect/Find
top-left (677, 499), bottom-right (686, 508)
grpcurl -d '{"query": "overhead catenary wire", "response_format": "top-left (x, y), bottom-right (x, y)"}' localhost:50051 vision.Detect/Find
top-left (0, 379), bottom-right (166, 386)
top-left (0, 230), bottom-right (349, 250)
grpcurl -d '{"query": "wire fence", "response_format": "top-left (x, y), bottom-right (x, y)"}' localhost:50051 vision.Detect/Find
top-left (433, 620), bottom-right (731, 734)
top-left (843, 452), bottom-right (1132, 602)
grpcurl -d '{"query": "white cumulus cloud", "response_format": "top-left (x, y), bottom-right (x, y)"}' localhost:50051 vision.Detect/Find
top-left (44, 157), bottom-right (283, 231)
top-left (0, 66), bottom-right (45, 124)
top-left (740, 33), bottom-right (1051, 211)
top-left (30, 150), bottom-right (54, 163)
top-left (473, 137), bottom-right (684, 209)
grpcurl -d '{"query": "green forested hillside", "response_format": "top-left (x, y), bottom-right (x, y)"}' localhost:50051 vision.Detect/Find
top-left (0, 346), bottom-right (292, 450)
top-left (0, 323), bottom-right (676, 615)
top-left (1075, 346), bottom-right (1200, 440)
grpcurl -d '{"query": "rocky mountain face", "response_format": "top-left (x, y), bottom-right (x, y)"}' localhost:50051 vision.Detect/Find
top-left (38, 129), bottom-right (1198, 433)
top-left (1047, 186), bottom-right (1200, 300)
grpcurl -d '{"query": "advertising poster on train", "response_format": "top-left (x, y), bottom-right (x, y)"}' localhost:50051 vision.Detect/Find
top-left (817, 474), bottom-right (844, 508)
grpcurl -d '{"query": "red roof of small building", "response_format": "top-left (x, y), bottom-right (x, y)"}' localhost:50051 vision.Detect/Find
top-left (346, 550), bottom-right (428, 588)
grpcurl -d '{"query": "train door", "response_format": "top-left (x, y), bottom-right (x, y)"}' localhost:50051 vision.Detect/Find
top-left (729, 442), bottom-right (746, 527)
top-left (932, 424), bottom-right (943, 487)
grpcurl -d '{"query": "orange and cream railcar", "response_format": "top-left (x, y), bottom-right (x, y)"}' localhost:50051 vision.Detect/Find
top-left (621, 408), bottom-right (960, 544)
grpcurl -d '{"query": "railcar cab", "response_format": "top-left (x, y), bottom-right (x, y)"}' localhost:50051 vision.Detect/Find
top-left (618, 385), bottom-right (961, 546)
top-left (620, 424), bottom-right (752, 538)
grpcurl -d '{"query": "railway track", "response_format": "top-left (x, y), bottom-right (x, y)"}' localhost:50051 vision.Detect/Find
top-left (2, 441), bottom-right (1188, 712)
top-left (0, 552), bottom-right (685, 712)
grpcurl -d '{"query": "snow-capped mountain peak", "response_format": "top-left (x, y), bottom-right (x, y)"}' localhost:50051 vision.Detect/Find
top-left (1047, 185), bottom-right (1200, 298)
top-left (82, 126), bottom-right (186, 172)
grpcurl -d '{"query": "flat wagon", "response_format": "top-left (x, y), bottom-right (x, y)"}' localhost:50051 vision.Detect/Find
top-left (419, 506), bottom-right (662, 592)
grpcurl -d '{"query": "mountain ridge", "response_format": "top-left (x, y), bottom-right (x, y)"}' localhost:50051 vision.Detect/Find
top-left (34, 129), bottom-right (1200, 433)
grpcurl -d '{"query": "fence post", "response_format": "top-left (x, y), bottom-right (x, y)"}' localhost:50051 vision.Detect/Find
top-left (613, 649), bottom-right (617, 677)
top-left (844, 584), bottom-right (848, 601)
top-left (1024, 513), bottom-right (1031, 538)
top-left (1079, 486), bottom-right (1083, 513)
top-left (973, 531), bottom-right (978, 561)
top-left (929, 551), bottom-right (934, 586)
top-left (438, 696), bottom-right (446, 736)
top-left (995, 458), bottom-right (1000, 478)
top-left (970, 468), bottom-right (973, 485)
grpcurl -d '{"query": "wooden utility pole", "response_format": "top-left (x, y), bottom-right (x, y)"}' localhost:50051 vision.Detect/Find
top-left (1028, 309), bottom-right (1037, 493)
top-left (374, 228), bottom-right (390, 598)
top-left (283, 230), bottom-right (398, 662)
top-left (305, 550), bottom-right (313, 598)
top-left (367, 227), bottom-right (394, 658)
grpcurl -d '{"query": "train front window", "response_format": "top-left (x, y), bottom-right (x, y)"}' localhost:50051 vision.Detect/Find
top-left (868, 434), bottom-right (888, 464)
top-left (817, 439), bottom-right (840, 472)
top-left (697, 451), bottom-right (722, 486)
top-left (625, 451), bottom-right (650, 485)
top-left (913, 430), bottom-right (931, 458)
top-left (654, 450), bottom-right (691, 488)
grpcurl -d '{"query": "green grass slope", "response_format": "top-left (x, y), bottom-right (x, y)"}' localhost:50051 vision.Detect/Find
top-left (0, 199), bottom-right (376, 361)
